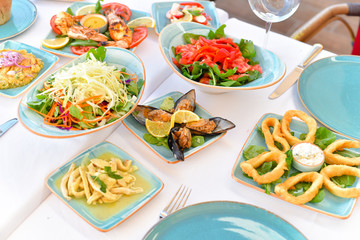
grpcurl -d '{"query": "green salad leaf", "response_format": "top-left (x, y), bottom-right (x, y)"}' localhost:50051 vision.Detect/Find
top-left (66, 7), bottom-right (74, 16)
top-left (314, 127), bottom-right (336, 150)
top-left (104, 166), bottom-right (123, 180)
top-left (86, 46), bottom-right (107, 62)
top-left (159, 97), bottom-right (175, 112)
top-left (243, 145), bottom-right (265, 160)
top-left (331, 175), bottom-right (356, 188)
top-left (95, 0), bottom-right (104, 14)
top-left (91, 175), bottom-right (107, 193)
top-left (191, 136), bottom-right (205, 147)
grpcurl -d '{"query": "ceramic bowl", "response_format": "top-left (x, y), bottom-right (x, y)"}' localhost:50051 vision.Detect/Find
top-left (18, 47), bottom-right (145, 138)
top-left (158, 22), bottom-right (285, 94)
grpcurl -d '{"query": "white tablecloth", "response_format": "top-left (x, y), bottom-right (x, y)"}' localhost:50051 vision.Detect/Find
top-left (2, 1), bottom-right (358, 240)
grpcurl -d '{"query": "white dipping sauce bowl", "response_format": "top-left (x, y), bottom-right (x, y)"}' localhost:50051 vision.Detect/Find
top-left (292, 142), bottom-right (325, 172)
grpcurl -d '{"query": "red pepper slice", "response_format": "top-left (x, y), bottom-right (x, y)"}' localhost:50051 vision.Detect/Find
top-left (213, 48), bottom-right (230, 63)
top-left (179, 2), bottom-right (204, 8)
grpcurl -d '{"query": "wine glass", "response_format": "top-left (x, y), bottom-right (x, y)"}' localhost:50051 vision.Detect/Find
top-left (248, 0), bottom-right (300, 48)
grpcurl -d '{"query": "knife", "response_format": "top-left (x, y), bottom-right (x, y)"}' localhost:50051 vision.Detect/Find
top-left (0, 118), bottom-right (18, 137)
top-left (269, 43), bottom-right (323, 99)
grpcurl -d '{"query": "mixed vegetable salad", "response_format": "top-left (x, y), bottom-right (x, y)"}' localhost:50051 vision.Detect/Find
top-left (172, 25), bottom-right (263, 87)
top-left (166, 2), bottom-right (211, 25)
top-left (27, 47), bottom-right (143, 130)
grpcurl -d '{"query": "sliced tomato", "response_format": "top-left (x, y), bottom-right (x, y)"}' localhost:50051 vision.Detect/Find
top-left (129, 27), bottom-right (148, 48)
top-left (70, 46), bottom-right (97, 55)
top-left (50, 15), bottom-right (62, 35)
top-left (199, 76), bottom-right (210, 84)
top-left (101, 3), bottom-right (132, 21)
top-left (179, 2), bottom-right (204, 8)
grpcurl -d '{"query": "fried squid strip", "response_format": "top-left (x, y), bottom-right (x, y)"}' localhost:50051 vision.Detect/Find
top-left (60, 163), bottom-right (76, 201)
top-left (324, 139), bottom-right (360, 166)
top-left (281, 110), bottom-right (317, 146)
top-left (275, 172), bottom-right (323, 205)
top-left (240, 151), bottom-right (288, 184)
top-left (321, 165), bottom-right (360, 198)
top-left (261, 117), bottom-right (290, 152)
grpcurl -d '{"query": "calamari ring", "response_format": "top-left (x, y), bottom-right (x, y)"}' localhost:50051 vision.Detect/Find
top-left (261, 117), bottom-right (290, 153)
top-left (320, 165), bottom-right (360, 198)
top-left (274, 172), bottom-right (323, 205)
top-left (240, 151), bottom-right (288, 184)
top-left (281, 110), bottom-right (317, 146)
top-left (324, 139), bottom-right (360, 166)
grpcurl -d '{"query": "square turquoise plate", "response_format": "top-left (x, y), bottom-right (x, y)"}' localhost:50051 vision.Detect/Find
top-left (151, 1), bottom-right (221, 35)
top-left (232, 113), bottom-right (360, 219)
top-left (0, 40), bottom-right (58, 98)
top-left (122, 91), bottom-right (227, 164)
top-left (41, 2), bottom-right (150, 58)
top-left (46, 141), bottom-right (164, 231)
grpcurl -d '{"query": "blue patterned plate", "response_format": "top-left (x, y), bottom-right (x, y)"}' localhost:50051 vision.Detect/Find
top-left (0, 0), bottom-right (37, 41)
top-left (18, 47), bottom-right (145, 138)
top-left (0, 40), bottom-right (58, 98)
top-left (144, 201), bottom-right (306, 240)
top-left (232, 113), bottom-right (360, 219)
top-left (46, 141), bottom-right (163, 232)
top-left (298, 55), bottom-right (360, 140)
top-left (159, 22), bottom-right (286, 94)
top-left (151, 1), bottom-right (221, 35)
top-left (122, 91), bottom-right (228, 164)
top-left (41, 2), bottom-right (150, 58)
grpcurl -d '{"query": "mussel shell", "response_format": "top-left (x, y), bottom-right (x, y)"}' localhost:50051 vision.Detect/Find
top-left (131, 105), bottom-right (159, 125)
top-left (174, 89), bottom-right (196, 112)
top-left (187, 117), bottom-right (236, 135)
top-left (168, 127), bottom-right (185, 161)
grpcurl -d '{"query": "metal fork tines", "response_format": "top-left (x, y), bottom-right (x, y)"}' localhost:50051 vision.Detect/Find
top-left (160, 185), bottom-right (191, 219)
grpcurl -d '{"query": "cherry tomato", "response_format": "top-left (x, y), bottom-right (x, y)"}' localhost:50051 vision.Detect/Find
top-left (101, 3), bottom-right (132, 21)
top-left (199, 76), bottom-right (210, 85)
top-left (70, 46), bottom-right (97, 55)
top-left (179, 2), bottom-right (204, 8)
top-left (50, 15), bottom-right (62, 35)
top-left (129, 27), bottom-right (148, 48)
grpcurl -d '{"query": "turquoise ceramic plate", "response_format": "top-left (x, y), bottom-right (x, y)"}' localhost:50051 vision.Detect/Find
top-left (0, 40), bottom-right (59, 98)
top-left (122, 91), bottom-right (228, 164)
top-left (298, 56), bottom-right (360, 140)
top-left (144, 201), bottom-right (306, 240)
top-left (151, 1), bottom-right (221, 35)
top-left (18, 47), bottom-right (145, 138)
top-left (0, 0), bottom-right (37, 41)
top-left (159, 22), bottom-right (285, 94)
top-left (46, 141), bottom-right (163, 232)
top-left (232, 113), bottom-right (360, 219)
top-left (41, 2), bottom-right (150, 58)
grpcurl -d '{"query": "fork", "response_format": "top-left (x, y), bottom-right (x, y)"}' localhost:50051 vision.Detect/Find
top-left (160, 185), bottom-right (191, 219)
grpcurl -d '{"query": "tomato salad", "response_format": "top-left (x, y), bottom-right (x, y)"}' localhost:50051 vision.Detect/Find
top-left (49, 2), bottom-right (148, 55)
top-left (166, 2), bottom-right (211, 25)
top-left (172, 25), bottom-right (262, 87)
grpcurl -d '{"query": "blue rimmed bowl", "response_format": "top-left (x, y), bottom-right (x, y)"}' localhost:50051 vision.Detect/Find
top-left (18, 47), bottom-right (145, 138)
top-left (0, 40), bottom-right (58, 98)
top-left (159, 22), bottom-right (286, 94)
top-left (46, 141), bottom-right (164, 232)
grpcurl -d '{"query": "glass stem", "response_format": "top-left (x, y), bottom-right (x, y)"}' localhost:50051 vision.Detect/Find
top-left (263, 21), bottom-right (272, 49)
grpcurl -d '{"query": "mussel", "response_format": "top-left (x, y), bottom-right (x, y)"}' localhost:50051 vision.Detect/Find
top-left (185, 117), bottom-right (236, 135)
top-left (132, 105), bottom-right (172, 125)
top-left (168, 127), bottom-right (191, 161)
top-left (174, 89), bottom-right (196, 112)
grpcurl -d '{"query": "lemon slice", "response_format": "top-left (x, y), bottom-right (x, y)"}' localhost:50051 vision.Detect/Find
top-left (127, 17), bottom-right (156, 28)
top-left (172, 10), bottom-right (193, 22)
top-left (41, 37), bottom-right (70, 49)
top-left (145, 119), bottom-right (173, 138)
top-left (76, 5), bottom-right (96, 16)
top-left (171, 110), bottom-right (200, 124)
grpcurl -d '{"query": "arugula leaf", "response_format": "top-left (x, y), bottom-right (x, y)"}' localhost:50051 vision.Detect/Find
top-left (191, 136), bottom-right (205, 147)
top-left (238, 39), bottom-right (256, 59)
top-left (104, 166), bottom-right (123, 179)
top-left (283, 150), bottom-right (293, 178)
top-left (183, 33), bottom-right (205, 44)
top-left (310, 188), bottom-right (325, 203)
top-left (86, 46), bottom-right (107, 62)
top-left (261, 183), bottom-right (272, 195)
top-left (331, 175), bottom-right (356, 188)
top-left (219, 80), bottom-right (241, 87)
top-left (212, 64), bottom-right (237, 79)
top-left (208, 24), bottom-right (226, 39)
top-left (299, 133), bottom-right (307, 140)
top-left (91, 176), bottom-right (107, 193)
top-left (27, 95), bottom-right (54, 114)
top-left (314, 127), bottom-right (336, 150)
top-left (187, 9), bottom-right (202, 16)
top-left (69, 105), bottom-right (83, 120)
top-left (95, 0), bottom-right (104, 14)
top-left (257, 161), bottom-right (277, 175)
top-left (233, 70), bottom-right (261, 85)
top-left (288, 182), bottom-right (325, 203)
top-left (334, 150), bottom-right (360, 158)
top-left (256, 126), bottom-right (265, 138)
top-left (243, 145), bottom-right (265, 160)
top-left (159, 97), bottom-right (175, 112)
top-left (66, 7), bottom-right (74, 16)
top-left (144, 133), bottom-right (159, 144)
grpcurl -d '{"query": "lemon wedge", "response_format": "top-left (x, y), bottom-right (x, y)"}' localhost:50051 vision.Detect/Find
top-left (41, 37), bottom-right (70, 49)
top-left (172, 10), bottom-right (193, 22)
top-left (127, 17), bottom-right (156, 28)
top-left (76, 5), bottom-right (96, 16)
top-left (145, 119), bottom-right (173, 138)
top-left (171, 110), bottom-right (200, 124)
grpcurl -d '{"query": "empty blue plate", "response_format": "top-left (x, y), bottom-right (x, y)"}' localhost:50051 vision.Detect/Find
top-left (144, 201), bottom-right (306, 240)
top-left (298, 55), bottom-right (360, 140)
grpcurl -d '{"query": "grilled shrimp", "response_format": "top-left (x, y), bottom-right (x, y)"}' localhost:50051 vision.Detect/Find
top-left (68, 25), bottom-right (108, 42)
top-left (101, 10), bottom-right (133, 48)
top-left (54, 11), bottom-right (84, 35)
